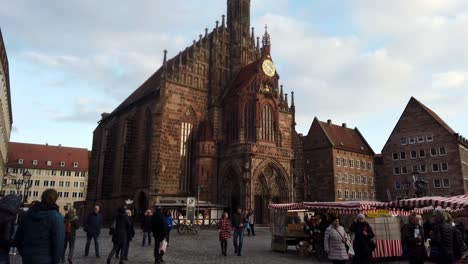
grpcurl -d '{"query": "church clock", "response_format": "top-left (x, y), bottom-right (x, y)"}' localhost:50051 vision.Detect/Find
top-left (262, 59), bottom-right (276, 77)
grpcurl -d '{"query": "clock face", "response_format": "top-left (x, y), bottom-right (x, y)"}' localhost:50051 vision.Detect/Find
top-left (262, 59), bottom-right (276, 77)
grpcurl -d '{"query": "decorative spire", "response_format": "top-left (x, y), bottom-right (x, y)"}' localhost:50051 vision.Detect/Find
top-left (256, 36), bottom-right (260, 50)
top-left (291, 91), bottom-right (295, 110)
top-left (262, 24), bottom-right (271, 47)
top-left (251, 27), bottom-right (255, 46)
top-left (221, 15), bottom-right (225, 28)
top-left (185, 47), bottom-right (189, 61)
top-left (205, 28), bottom-right (208, 37)
top-left (285, 93), bottom-right (289, 107)
top-left (163, 49), bottom-right (167, 67)
top-left (280, 84), bottom-right (284, 100)
top-left (178, 52), bottom-right (182, 67)
top-left (215, 20), bottom-right (219, 32)
top-left (199, 34), bottom-right (203, 46)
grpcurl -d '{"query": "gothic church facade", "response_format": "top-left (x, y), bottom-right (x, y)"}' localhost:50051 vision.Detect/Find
top-left (86, 0), bottom-right (303, 223)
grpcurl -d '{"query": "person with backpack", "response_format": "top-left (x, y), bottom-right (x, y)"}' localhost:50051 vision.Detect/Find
top-left (15, 189), bottom-right (65, 264)
top-left (0, 194), bottom-right (21, 264)
top-left (62, 207), bottom-right (80, 264)
top-left (447, 214), bottom-right (466, 264)
top-left (430, 209), bottom-right (454, 264)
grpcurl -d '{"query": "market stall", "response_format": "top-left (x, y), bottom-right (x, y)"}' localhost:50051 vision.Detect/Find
top-left (269, 201), bottom-right (405, 259)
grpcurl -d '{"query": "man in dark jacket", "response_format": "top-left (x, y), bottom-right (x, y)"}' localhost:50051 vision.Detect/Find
top-left (0, 194), bottom-right (21, 263)
top-left (350, 214), bottom-right (375, 264)
top-left (401, 214), bottom-right (426, 264)
top-left (151, 206), bottom-right (167, 264)
top-left (84, 205), bottom-right (103, 258)
top-left (15, 189), bottom-right (65, 264)
top-left (107, 206), bottom-right (131, 264)
top-left (430, 209), bottom-right (454, 264)
top-left (232, 207), bottom-right (246, 256)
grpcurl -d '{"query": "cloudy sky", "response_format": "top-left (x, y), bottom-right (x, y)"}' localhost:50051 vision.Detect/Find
top-left (1, 0), bottom-right (468, 152)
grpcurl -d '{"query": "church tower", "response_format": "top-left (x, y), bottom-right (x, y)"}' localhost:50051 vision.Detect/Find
top-left (227, 0), bottom-right (255, 78)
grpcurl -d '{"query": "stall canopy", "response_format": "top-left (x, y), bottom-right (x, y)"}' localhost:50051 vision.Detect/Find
top-left (384, 195), bottom-right (468, 210)
top-left (269, 201), bottom-right (386, 214)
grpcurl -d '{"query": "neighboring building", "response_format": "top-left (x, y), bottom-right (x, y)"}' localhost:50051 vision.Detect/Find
top-left (374, 154), bottom-right (386, 200)
top-left (0, 29), bottom-right (13, 194)
top-left (2, 142), bottom-right (89, 213)
top-left (87, 0), bottom-right (300, 223)
top-left (379, 97), bottom-right (468, 201)
top-left (303, 118), bottom-right (375, 202)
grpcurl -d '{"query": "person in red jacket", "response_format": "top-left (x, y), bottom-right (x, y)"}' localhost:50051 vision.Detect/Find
top-left (218, 212), bottom-right (232, 257)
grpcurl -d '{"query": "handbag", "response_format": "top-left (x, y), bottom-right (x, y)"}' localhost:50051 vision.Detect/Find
top-left (334, 228), bottom-right (355, 256)
top-left (159, 239), bottom-right (168, 253)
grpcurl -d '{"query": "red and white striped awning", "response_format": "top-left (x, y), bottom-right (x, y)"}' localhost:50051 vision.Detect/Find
top-left (385, 195), bottom-right (468, 210)
top-left (268, 202), bottom-right (303, 210)
top-left (269, 201), bottom-right (387, 214)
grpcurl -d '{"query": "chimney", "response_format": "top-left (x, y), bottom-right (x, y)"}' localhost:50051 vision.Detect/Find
top-left (327, 119), bottom-right (332, 125)
top-left (342, 123), bottom-right (347, 128)
top-left (58, 144), bottom-right (62, 147)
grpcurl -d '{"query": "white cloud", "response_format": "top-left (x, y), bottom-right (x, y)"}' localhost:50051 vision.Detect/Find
top-left (432, 71), bottom-right (468, 89)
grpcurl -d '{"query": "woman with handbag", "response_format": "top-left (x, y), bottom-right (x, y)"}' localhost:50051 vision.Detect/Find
top-left (324, 217), bottom-right (350, 264)
top-left (218, 212), bottom-right (232, 257)
top-left (350, 214), bottom-right (375, 264)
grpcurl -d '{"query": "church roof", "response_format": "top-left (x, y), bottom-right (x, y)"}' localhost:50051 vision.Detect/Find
top-left (316, 118), bottom-right (374, 155)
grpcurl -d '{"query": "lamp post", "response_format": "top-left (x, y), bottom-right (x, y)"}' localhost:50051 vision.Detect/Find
top-left (413, 171), bottom-right (427, 197)
top-left (22, 170), bottom-right (32, 204)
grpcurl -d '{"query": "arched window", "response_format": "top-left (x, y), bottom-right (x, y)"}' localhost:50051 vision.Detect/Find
top-left (260, 104), bottom-right (274, 141)
top-left (244, 102), bottom-right (255, 142)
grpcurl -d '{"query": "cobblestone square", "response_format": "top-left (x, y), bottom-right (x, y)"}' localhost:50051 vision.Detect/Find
top-left (9, 227), bottom-right (404, 264)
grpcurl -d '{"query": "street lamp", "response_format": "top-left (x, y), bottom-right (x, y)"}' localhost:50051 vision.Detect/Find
top-left (413, 171), bottom-right (427, 197)
top-left (22, 170), bottom-right (32, 204)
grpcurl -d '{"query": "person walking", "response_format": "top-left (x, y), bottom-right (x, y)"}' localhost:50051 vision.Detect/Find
top-left (349, 214), bottom-right (375, 264)
top-left (106, 206), bottom-right (131, 264)
top-left (15, 189), bottom-right (65, 264)
top-left (62, 207), bottom-right (80, 264)
top-left (324, 217), bottom-right (349, 264)
top-left (164, 210), bottom-right (173, 244)
top-left (218, 212), bottom-right (232, 256)
top-left (232, 207), bottom-right (246, 256)
top-left (0, 194), bottom-right (21, 264)
top-left (152, 206), bottom-right (168, 264)
top-left (142, 210), bottom-right (153, 247)
top-left (430, 209), bottom-right (454, 264)
top-left (122, 209), bottom-right (135, 261)
top-left (447, 214), bottom-right (465, 264)
top-left (401, 214), bottom-right (426, 264)
top-left (84, 205), bottom-right (103, 258)
top-left (247, 210), bottom-right (255, 236)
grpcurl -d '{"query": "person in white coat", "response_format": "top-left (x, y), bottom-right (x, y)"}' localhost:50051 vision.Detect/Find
top-left (324, 217), bottom-right (349, 264)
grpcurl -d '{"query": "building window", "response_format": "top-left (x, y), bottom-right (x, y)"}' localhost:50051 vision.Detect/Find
top-left (72, 192), bottom-right (78, 198)
top-left (411, 151), bottom-right (417, 159)
top-left (73, 162), bottom-right (78, 168)
top-left (356, 160), bottom-right (361, 169)
top-left (433, 179), bottom-right (441, 188)
top-left (80, 182), bottom-right (84, 188)
top-left (417, 136), bottom-right (424, 143)
top-left (363, 176), bottom-right (368, 185)
top-left (336, 157), bottom-right (341, 166)
top-left (51, 170), bottom-right (56, 176)
top-left (369, 177), bottom-right (373, 186)
top-left (344, 174), bottom-right (348, 183)
top-left (362, 161), bottom-right (366, 170)
top-left (66, 171), bottom-right (72, 176)
top-left (432, 163), bottom-right (440, 172)
top-left (18, 159), bottom-right (24, 164)
top-left (81, 172), bottom-right (86, 177)
top-left (395, 181), bottom-right (401, 190)
top-left (34, 180), bottom-right (40, 186)
top-left (430, 148), bottom-right (438, 156)
top-left (74, 182), bottom-right (78, 188)
top-left (50, 181), bottom-right (55, 187)
top-left (60, 162), bottom-right (65, 167)
top-left (441, 162), bottom-right (448, 172)
top-left (337, 190), bottom-right (343, 199)
top-left (402, 166), bottom-right (408, 174)
top-left (345, 190), bottom-right (350, 200)
top-left (358, 192), bottom-right (362, 199)
top-left (364, 191), bottom-right (369, 200)
top-left (60, 171), bottom-right (65, 176)
top-left (400, 138), bottom-right (408, 145)
top-left (180, 122), bottom-right (193, 192)
top-left (413, 165), bottom-right (419, 172)
top-left (337, 173), bottom-right (342, 183)
top-left (426, 135), bottom-right (433, 142)
top-left (400, 152), bottom-right (406, 160)
top-left (64, 192), bottom-right (69, 198)
top-left (421, 164), bottom-right (427, 173)
top-left (409, 137), bottom-right (416, 144)
top-left (439, 147), bottom-right (447, 156)
top-left (65, 182), bottom-right (70, 187)
top-left (47, 161), bottom-right (52, 166)
top-left (394, 167), bottom-right (401, 175)
top-left (343, 158), bottom-right (348, 167)
top-left (443, 179), bottom-right (450, 188)
top-left (58, 192), bottom-right (63, 198)
top-left (33, 191), bottom-right (39, 197)
top-left (32, 160), bottom-right (38, 165)
top-left (351, 175), bottom-right (355, 184)
top-left (351, 191), bottom-right (355, 200)
top-left (78, 193), bottom-right (84, 198)
top-left (419, 149), bottom-right (425, 158)
top-left (350, 159), bottom-right (355, 168)
top-left (43, 180), bottom-right (49, 187)
top-left (393, 153), bottom-right (399, 160)
top-left (260, 105), bottom-right (275, 141)
top-left (75, 171), bottom-right (79, 177)
top-left (59, 181), bottom-right (64, 187)
top-left (357, 175), bottom-right (362, 184)
top-left (368, 162), bottom-right (372, 170)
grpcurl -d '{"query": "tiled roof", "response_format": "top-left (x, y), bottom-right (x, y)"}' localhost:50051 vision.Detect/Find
top-left (7, 142), bottom-right (89, 170)
top-left (318, 119), bottom-right (374, 155)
